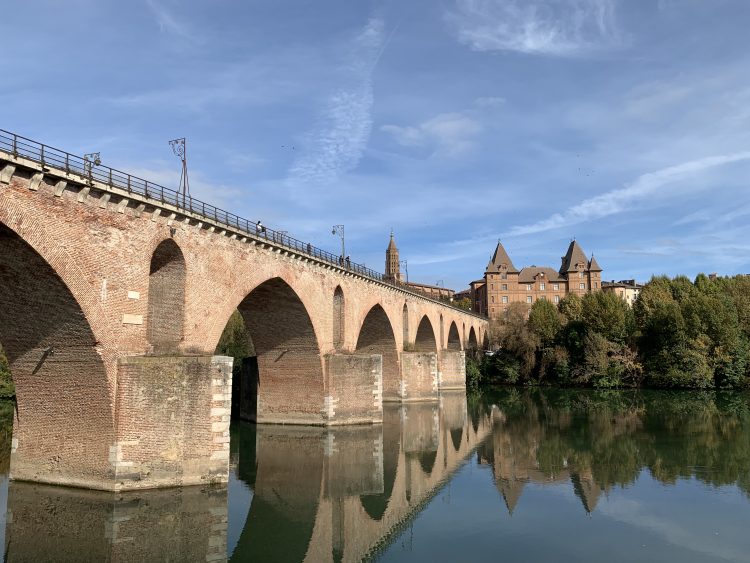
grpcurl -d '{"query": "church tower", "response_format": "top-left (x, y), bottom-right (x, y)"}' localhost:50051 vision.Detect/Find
top-left (385, 231), bottom-right (401, 283)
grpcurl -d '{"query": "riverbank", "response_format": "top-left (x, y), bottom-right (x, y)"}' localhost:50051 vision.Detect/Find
top-left (470, 274), bottom-right (750, 390)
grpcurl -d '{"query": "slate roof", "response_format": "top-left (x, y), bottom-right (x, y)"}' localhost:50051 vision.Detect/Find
top-left (518, 266), bottom-right (565, 283)
top-left (588, 255), bottom-right (603, 272)
top-left (560, 240), bottom-right (589, 274)
top-left (486, 242), bottom-right (519, 273)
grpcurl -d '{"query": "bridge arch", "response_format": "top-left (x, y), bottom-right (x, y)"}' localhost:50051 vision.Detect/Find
top-left (233, 277), bottom-right (325, 424)
top-left (332, 286), bottom-right (344, 351)
top-left (355, 304), bottom-right (399, 400)
top-left (147, 238), bottom-right (186, 353)
top-left (468, 327), bottom-right (478, 349)
top-left (0, 222), bottom-right (114, 486)
top-left (414, 315), bottom-right (437, 352)
top-left (447, 321), bottom-right (461, 351)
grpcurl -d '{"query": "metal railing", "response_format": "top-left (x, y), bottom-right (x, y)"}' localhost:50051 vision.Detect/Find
top-left (0, 128), bottom-right (484, 318)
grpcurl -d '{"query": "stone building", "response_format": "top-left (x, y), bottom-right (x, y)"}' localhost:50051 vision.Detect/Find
top-left (469, 240), bottom-right (602, 319)
top-left (602, 279), bottom-right (642, 307)
top-left (384, 233), bottom-right (455, 300)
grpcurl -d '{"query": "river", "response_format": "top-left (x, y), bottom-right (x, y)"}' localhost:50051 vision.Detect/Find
top-left (0, 389), bottom-right (747, 562)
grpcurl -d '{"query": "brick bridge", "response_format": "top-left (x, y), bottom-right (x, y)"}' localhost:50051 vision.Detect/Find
top-left (0, 131), bottom-right (488, 491)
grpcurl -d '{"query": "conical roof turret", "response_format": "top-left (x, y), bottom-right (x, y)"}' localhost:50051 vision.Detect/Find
top-left (588, 254), bottom-right (602, 272)
top-left (560, 239), bottom-right (589, 274)
top-left (486, 241), bottom-right (519, 274)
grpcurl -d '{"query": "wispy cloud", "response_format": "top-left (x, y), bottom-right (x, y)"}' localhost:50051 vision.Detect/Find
top-left (506, 152), bottom-right (750, 237)
top-left (287, 18), bottom-right (386, 186)
top-left (381, 112), bottom-right (482, 157)
top-left (446, 0), bottom-right (620, 56)
top-left (146, 0), bottom-right (192, 40)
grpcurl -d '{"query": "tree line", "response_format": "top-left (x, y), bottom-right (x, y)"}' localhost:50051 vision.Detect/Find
top-left (468, 274), bottom-right (750, 389)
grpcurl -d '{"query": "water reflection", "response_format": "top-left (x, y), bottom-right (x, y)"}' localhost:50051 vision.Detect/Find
top-left (476, 389), bottom-right (750, 516)
top-left (228, 391), bottom-right (492, 562)
top-left (1, 390), bottom-right (748, 562)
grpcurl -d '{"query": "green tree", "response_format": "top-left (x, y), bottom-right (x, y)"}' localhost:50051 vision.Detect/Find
top-left (216, 310), bottom-right (254, 366)
top-left (558, 293), bottom-right (583, 323)
top-left (454, 297), bottom-right (473, 311)
top-left (0, 346), bottom-right (14, 399)
top-left (528, 299), bottom-right (562, 348)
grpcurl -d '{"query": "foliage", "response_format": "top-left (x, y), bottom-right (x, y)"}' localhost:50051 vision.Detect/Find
top-left (453, 297), bottom-right (473, 311)
top-left (0, 346), bottom-right (15, 399)
top-left (476, 273), bottom-right (750, 390)
top-left (216, 310), bottom-right (254, 367)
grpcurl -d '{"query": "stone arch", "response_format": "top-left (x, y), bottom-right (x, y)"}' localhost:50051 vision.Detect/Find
top-left (439, 314), bottom-right (444, 350)
top-left (356, 304), bottom-right (399, 401)
top-left (447, 321), bottom-right (461, 351)
top-left (414, 315), bottom-right (437, 352)
top-left (482, 331), bottom-right (490, 350)
top-left (332, 286), bottom-right (344, 351)
top-left (402, 303), bottom-right (409, 347)
top-left (235, 277), bottom-right (325, 424)
top-left (147, 238), bottom-right (186, 353)
top-left (0, 222), bottom-right (114, 486)
top-left (468, 327), bottom-right (478, 349)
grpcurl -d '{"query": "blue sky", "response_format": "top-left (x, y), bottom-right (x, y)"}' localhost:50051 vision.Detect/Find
top-left (3, 0), bottom-right (750, 289)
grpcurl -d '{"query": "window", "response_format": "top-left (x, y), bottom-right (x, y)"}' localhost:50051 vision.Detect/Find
top-left (502, 295), bottom-right (508, 304)
top-left (501, 273), bottom-right (507, 280)
top-left (553, 283), bottom-right (559, 291)
top-left (594, 282), bottom-right (598, 288)
top-left (490, 283), bottom-right (494, 290)
top-left (502, 284), bottom-right (508, 291)
top-left (491, 307), bottom-right (495, 313)
top-left (579, 272), bottom-right (584, 279)
top-left (554, 295), bottom-right (560, 304)
top-left (491, 296), bottom-right (495, 303)
top-left (526, 296), bottom-right (532, 304)
top-left (526, 284), bottom-right (532, 291)
top-left (540, 283), bottom-right (546, 291)
top-left (579, 283), bottom-right (585, 290)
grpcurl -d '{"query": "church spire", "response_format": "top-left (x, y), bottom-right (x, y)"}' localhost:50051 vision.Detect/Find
top-left (385, 231), bottom-right (401, 282)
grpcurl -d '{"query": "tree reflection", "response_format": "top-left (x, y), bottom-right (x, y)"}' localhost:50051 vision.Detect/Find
top-left (480, 389), bottom-right (750, 514)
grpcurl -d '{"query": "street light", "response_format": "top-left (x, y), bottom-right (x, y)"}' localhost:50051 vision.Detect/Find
top-left (331, 225), bottom-right (345, 259)
top-left (83, 152), bottom-right (101, 178)
top-left (400, 259), bottom-right (409, 283)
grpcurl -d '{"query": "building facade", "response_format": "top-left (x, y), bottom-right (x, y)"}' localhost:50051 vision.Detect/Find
top-left (384, 233), bottom-right (455, 300)
top-left (470, 240), bottom-right (602, 319)
top-left (602, 279), bottom-right (642, 307)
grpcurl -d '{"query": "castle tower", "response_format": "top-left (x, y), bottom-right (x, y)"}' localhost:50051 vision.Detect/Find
top-left (385, 231), bottom-right (401, 283)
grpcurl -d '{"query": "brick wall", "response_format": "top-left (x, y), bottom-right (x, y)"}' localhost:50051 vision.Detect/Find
top-left (439, 351), bottom-right (466, 389)
top-left (400, 352), bottom-right (439, 401)
top-left (355, 305), bottom-right (400, 401)
top-left (325, 353), bottom-right (383, 425)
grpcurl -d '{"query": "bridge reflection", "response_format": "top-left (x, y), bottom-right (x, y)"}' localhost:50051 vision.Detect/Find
top-left (0, 391), bottom-right (492, 562)
top-left (229, 391), bottom-right (492, 562)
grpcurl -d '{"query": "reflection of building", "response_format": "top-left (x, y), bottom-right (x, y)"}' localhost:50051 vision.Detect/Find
top-left (469, 240), bottom-right (602, 319)
top-left (602, 279), bottom-right (643, 307)
top-left (478, 408), bottom-right (608, 516)
top-left (384, 233), bottom-right (455, 300)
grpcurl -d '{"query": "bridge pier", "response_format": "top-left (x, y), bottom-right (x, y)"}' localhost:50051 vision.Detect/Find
top-left (394, 352), bottom-right (439, 402)
top-left (10, 355), bottom-right (233, 491)
top-left (439, 350), bottom-right (467, 390)
top-left (254, 353), bottom-right (383, 426)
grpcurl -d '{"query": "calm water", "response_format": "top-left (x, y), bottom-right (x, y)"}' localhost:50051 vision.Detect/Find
top-left (0, 389), bottom-right (749, 562)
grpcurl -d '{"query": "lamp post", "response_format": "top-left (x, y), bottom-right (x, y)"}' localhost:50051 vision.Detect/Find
top-left (83, 152), bottom-right (101, 178)
top-left (400, 259), bottom-right (409, 283)
top-left (332, 225), bottom-right (345, 259)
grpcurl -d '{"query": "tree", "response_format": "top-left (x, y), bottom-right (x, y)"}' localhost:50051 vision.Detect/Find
top-left (581, 291), bottom-right (634, 345)
top-left (0, 346), bottom-right (14, 399)
top-left (558, 293), bottom-right (582, 323)
top-left (216, 310), bottom-right (254, 365)
top-left (528, 299), bottom-right (562, 348)
top-left (453, 297), bottom-right (473, 311)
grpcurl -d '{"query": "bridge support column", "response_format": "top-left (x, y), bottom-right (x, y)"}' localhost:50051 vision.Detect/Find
top-left (439, 351), bottom-right (466, 390)
top-left (397, 352), bottom-right (439, 402)
top-left (322, 354), bottom-right (383, 425)
top-left (111, 355), bottom-right (233, 490)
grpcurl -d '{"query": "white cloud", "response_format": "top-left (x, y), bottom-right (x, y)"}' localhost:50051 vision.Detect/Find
top-left (506, 152), bottom-right (750, 236)
top-left (287, 18), bottom-right (385, 186)
top-left (381, 112), bottom-right (482, 157)
top-left (447, 0), bottom-right (619, 56)
top-left (475, 96), bottom-right (506, 107)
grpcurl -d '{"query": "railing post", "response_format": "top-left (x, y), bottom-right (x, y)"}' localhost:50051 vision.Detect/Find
top-left (65, 153), bottom-right (69, 174)
top-left (127, 175), bottom-right (131, 193)
top-left (40, 145), bottom-right (45, 167)
top-left (145, 180), bottom-right (149, 198)
top-left (12, 134), bottom-right (17, 156)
